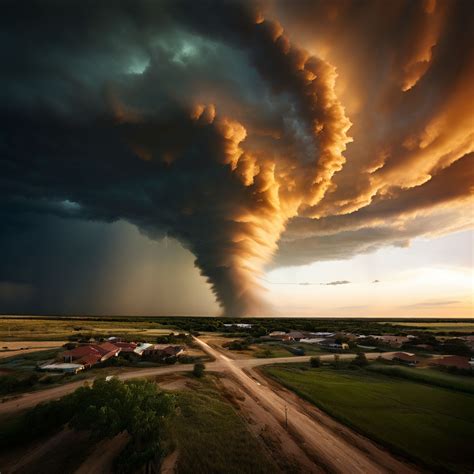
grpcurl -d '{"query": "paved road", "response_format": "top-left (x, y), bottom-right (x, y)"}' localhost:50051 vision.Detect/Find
top-left (194, 337), bottom-right (416, 474)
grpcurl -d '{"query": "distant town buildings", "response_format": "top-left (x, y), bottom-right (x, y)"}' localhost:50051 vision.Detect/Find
top-left (40, 338), bottom-right (184, 374)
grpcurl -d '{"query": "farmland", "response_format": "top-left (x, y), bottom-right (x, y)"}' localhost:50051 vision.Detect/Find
top-left (0, 317), bottom-right (171, 341)
top-left (263, 364), bottom-right (474, 472)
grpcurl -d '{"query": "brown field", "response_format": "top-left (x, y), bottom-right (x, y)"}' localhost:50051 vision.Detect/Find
top-left (0, 340), bottom-right (67, 359)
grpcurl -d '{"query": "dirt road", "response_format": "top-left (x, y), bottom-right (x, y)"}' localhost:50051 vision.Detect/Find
top-left (194, 337), bottom-right (417, 474)
top-left (0, 347), bottom-right (392, 416)
top-left (0, 364), bottom-right (196, 415)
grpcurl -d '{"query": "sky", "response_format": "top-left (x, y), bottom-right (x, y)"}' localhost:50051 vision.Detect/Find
top-left (0, 0), bottom-right (473, 318)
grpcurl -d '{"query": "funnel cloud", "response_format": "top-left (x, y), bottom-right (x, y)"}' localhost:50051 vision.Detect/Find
top-left (0, 0), bottom-right (473, 316)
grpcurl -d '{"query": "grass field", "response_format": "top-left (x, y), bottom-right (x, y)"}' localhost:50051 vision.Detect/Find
top-left (263, 365), bottom-right (474, 473)
top-left (0, 317), bottom-right (172, 341)
top-left (367, 364), bottom-right (474, 394)
top-left (171, 379), bottom-right (277, 474)
top-left (382, 321), bottom-right (474, 333)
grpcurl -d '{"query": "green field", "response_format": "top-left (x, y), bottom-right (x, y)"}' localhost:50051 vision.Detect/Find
top-left (0, 317), bottom-right (172, 341)
top-left (367, 364), bottom-right (474, 394)
top-left (263, 365), bottom-right (474, 473)
top-left (382, 321), bottom-right (474, 333)
top-left (170, 380), bottom-right (277, 474)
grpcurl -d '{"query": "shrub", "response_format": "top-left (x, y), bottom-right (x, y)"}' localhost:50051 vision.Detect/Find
top-left (193, 362), bottom-right (205, 378)
top-left (351, 352), bottom-right (369, 367)
top-left (310, 356), bottom-right (321, 368)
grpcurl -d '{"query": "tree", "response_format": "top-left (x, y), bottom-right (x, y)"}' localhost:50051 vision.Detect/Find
top-left (193, 362), bottom-right (205, 378)
top-left (310, 356), bottom-right (321, 368)
top-left (352, 352), bottom-right (368, 367)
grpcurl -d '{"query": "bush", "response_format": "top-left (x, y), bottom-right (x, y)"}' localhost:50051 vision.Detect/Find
top-left (193, 362), bottom-right (205, 378)
top-left (351, 352), bottom-right (369, 367)
top-left (310, 356), bottom-right (321, 368)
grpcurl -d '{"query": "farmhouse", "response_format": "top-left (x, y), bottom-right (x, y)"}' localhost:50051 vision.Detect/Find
top-left (40, 362), bottom-right (84, 374)
top-left (392, 352), bottom-right (420, 366)
top-left (63, 342), bottom-right (121, 367)
top-left (142, 344), bottom-right (184, 360)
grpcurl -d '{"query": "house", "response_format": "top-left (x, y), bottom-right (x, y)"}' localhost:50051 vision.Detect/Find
top-left (431, 355), bottom-right (472, 370)
top-left (286, 331), bottom-right (305, 341)
top-left (133, 342), bottom-right (153, 356)
top-left (114, 342), bottom-right (138, 353)
top-left (223, 323), bottom-right (252, 329)
top-left (392, 352), bottom-right (420, 366)
top-left (90, 342), bottom-right (121, 361)
top-left (319, 339), bottom-right (349, 351)
top-left (372, 335), bottom-right (409, 347)
top-left (63, 342), bottom-right (120, 368)
top-left (142, 344), bottom-right (184, 360)
top-left (40, 362), bottom-right (84, 374)
top-left (300, 338), bottom-right (326, 344)
top-left (311, 332), bottom-right (335, 338)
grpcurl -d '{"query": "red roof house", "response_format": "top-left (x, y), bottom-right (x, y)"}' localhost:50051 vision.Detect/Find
top-left (392, 352), bottom-right (420, 366)
top-left (63, 343), bottom-right (120, 367)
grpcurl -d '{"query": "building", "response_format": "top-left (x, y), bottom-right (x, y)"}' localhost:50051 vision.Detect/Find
top-left (311, 332), bottom-right (335, 338)
top-left (392, 352), bottom-right (420, 366)
top-left (223, 323), bottom-right (252, 329)
top-left (133, 342), bottom-right (153, 356)
top-left (114, 341), bottom-right (138, 353)
top-left (319, 339), bottom-right (349, 351)
top-left (40, 362), bottom-right (84, 374)
top-left (431, 355), bottom-right (473, 370)
top-left (299, 338), bottom-right (326, 344)
top-left (63, 342), bottom-right (121, 368)
top-left (142, 344), bottom-right (184, 360)
top-left (372, 335), bottom-right (410, 347)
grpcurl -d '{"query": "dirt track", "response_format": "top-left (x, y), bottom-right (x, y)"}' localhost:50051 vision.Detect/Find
top-left (0, 345), bottom-right (393, 416)
top-left (194, 337), bottom-right (418, 474)
top-left (0, 338), bottom-right (417, 473)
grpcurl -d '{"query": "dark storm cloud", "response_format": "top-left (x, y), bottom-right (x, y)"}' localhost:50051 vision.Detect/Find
top-left (0, 0), bottom-right (351, 316)
top-left (0, 0), bottom-right (472, 316)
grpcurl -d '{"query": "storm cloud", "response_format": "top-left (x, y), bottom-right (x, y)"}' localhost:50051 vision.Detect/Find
top-left (0, 0), bottom-right (473, 316)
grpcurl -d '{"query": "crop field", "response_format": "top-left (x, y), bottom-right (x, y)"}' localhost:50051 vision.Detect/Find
top-left (263, 365), bottom-right (474, 473)
top-left (366, 364), bottom-right (474, 394)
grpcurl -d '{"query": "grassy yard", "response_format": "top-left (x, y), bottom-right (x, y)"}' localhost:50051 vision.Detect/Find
top-left (172, 380), bottom-right (278, 474)
top-left (263, 365), bottom-right (474, 473)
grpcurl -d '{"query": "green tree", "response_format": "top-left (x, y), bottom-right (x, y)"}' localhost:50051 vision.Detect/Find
top-left (352, 352), bottom-right (369, 367)
top-left (193, 362), bottom-right (205, 378)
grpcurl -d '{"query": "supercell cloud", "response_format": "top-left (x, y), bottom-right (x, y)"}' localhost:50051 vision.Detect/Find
top-left (0, 0), bottom-right (473, 316)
